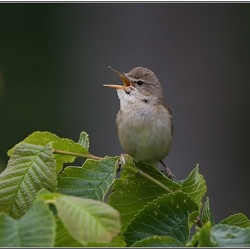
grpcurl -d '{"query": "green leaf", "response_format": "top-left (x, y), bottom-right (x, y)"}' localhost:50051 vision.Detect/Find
top-left (54, 194), bottom-right (121, 245)
top-left (187, 221), bottom-right (217, 247)
top-left (131, 235), bottom-right (183, 247)
top-left (55, 217), bottom-right (83, 247)
top-left (201, 197), bottom-right (215, 225)
top-left (123, 192), bottom-right (198, 246)
top-left (219, 213), bottom-right (250, 228)
top-left (87, 234), bottom-right (126, 247)
top-left (0, 200), bottom-right (56, 247)
top-left (57, 157), bottom-right (118, 201)
top-left (8, 131), bottom-right (59, 156)
top-left (0, 143), bottom-right (57, 218)
top-left (211, 224), bottom-right (250, 247)
top-left (102, 234), bottom-right (126, 247)
top-left (56, 211), bottom-right (125, 247)
top-left (52, 136), bottom-right (88, 172)
top-left (198, 221), bottom-right (217, 247)
top-left (181, 164), bottom-right (207, 208)
top-left (108, 155), bottom-right (181, 232)
top-left (135, 160), bottom-right (181, 192)
top-left (7, 131), bottom-right (89, 172)
top-left (78, 131), bottom-right (89, 151)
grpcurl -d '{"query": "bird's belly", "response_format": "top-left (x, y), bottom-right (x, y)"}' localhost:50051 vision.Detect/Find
top-left (116, 107), bottom-right (172, 165)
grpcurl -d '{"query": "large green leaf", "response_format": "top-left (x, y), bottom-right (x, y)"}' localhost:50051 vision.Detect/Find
top-left (8, 131), bottom-right (58, 154)
top-left (7, 131), bottom-right (89, 172)
top-left (53, 194), bottom-right (121, 245)
top-left (181, 164), bottom-right (207, 208)
top-left (55, 215), bottom-right (125, 247)
top-left (219, 213), bottom-right (250, 228)
top-left (57, 157), bottom-right (118, 201)
top-left (108, 155), bottom-right (181, 232)
top-left (55, 213), bottom-right (125, 247)
top-left (123, 192), bottom-right (199, 246)
top-left (0, 200), bottom-right (56, 247)
top-left (0, 143), bottom-right (57, 218)
top-left (211, 224), bottom-right (250, 247)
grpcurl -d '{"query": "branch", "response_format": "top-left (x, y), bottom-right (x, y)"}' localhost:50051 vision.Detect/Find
top-left (53, 149), bottom-right (102, 161)
top-left (126, 166), bottom-right (174, 193)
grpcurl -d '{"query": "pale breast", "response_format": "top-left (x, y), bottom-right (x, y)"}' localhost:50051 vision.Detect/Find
top-left (116, 102), bottom-right (173, 165)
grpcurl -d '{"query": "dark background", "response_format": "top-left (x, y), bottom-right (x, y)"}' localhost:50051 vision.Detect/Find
top-left (0, 3), bottom-right (250, 222)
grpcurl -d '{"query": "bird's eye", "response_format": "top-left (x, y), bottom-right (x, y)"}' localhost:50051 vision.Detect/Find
top-left (137, 80), bottom-right (144, 86)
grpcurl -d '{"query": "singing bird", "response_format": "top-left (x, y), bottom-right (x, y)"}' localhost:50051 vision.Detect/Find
top-left (104, 66), bottom-right (174, 179)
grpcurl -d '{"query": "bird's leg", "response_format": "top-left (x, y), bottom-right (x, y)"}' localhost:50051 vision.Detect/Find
top-left (160, 160), bottom-right (176, 180)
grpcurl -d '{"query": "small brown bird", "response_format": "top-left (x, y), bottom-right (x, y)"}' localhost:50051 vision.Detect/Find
top-left (104, 66), bottom-right (174, 179)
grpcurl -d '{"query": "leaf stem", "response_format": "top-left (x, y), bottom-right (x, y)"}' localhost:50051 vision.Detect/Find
top-left (196, 216), bottom-right (203, 228)
top-left (126, 166), bottom-right (174, 193)
top-left (53, 149), bottom-right (102, 161)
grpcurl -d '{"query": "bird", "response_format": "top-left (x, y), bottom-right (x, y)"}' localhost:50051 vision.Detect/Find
top-left (104, 66), bottom-right (175, 179)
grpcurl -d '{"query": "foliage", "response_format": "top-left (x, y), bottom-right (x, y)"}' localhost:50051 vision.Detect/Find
top-left (0, 131), bottom-right (249, 247)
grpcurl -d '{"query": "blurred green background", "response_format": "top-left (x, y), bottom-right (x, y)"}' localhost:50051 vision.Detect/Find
top-left (0, 3), bottom-right (250, 222)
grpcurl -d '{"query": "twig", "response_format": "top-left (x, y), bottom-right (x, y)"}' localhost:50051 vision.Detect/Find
top-left (53, 149), bottom-right (102, 161)
top-left (126, 166), bottom-right (174, 193)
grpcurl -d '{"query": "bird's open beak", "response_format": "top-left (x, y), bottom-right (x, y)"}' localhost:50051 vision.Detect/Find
top-left (103, 66), bottom-right (132, 89)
